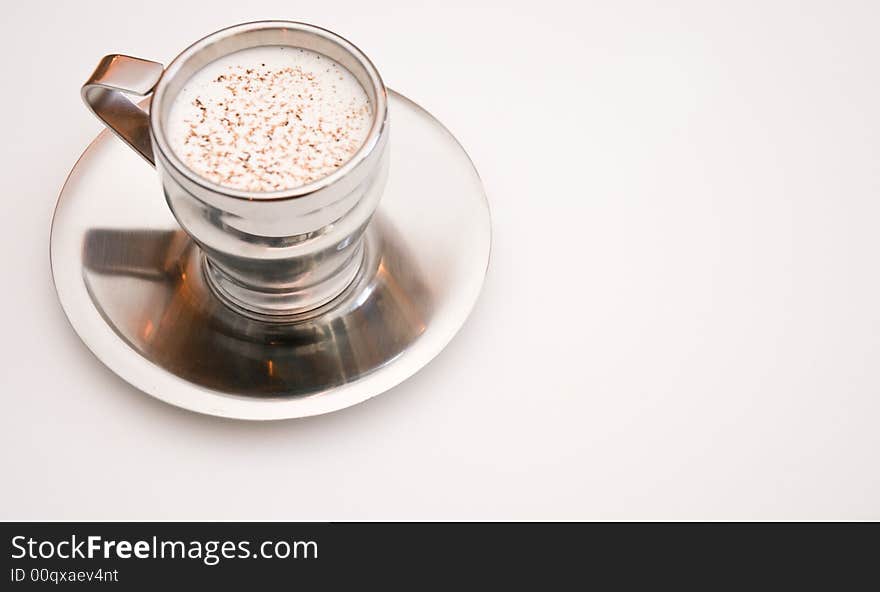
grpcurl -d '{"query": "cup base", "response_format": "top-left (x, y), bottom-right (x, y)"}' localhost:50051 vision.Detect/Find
top-left (50, 90), bottom-right (491, 420)
top-left (202, 242), bottom-right (366, 322)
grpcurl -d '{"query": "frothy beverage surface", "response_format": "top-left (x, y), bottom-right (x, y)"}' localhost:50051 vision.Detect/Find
top-left (167, 46), bottom-right (372, 192)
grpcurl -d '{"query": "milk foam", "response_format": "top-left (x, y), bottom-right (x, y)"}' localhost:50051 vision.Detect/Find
top-left (166, 46), bottom-right (372, 192)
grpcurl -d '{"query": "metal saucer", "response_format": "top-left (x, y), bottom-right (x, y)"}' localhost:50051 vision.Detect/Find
top-left (50, 90), bottom-right (491, 420)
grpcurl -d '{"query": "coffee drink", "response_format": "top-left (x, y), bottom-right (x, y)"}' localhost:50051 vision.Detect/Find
top-left (167, 46), bottom-right (372, 192)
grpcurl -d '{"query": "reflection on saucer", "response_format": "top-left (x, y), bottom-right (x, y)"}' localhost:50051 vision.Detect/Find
top-left (82, 215), bottom-right (431, 397)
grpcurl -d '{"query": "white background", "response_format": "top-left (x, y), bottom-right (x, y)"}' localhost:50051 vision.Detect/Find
top-left (2, 0), bottom-right (879, 519)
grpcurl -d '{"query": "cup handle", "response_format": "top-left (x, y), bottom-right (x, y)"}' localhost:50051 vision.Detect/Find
top-left (81, 55), bottom-right (164, 167)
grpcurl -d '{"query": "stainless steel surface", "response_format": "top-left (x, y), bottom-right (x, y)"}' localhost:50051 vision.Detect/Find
top-left (81, 21), bottom-right (390, 317)
top-left (81, 55), bottom-right (164, 165)
top-left (51, 90), bottom-right (491, 419)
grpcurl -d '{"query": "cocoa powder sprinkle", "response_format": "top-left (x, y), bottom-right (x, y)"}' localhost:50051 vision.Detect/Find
top-left (168, 47), bottom-right (372, 193)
